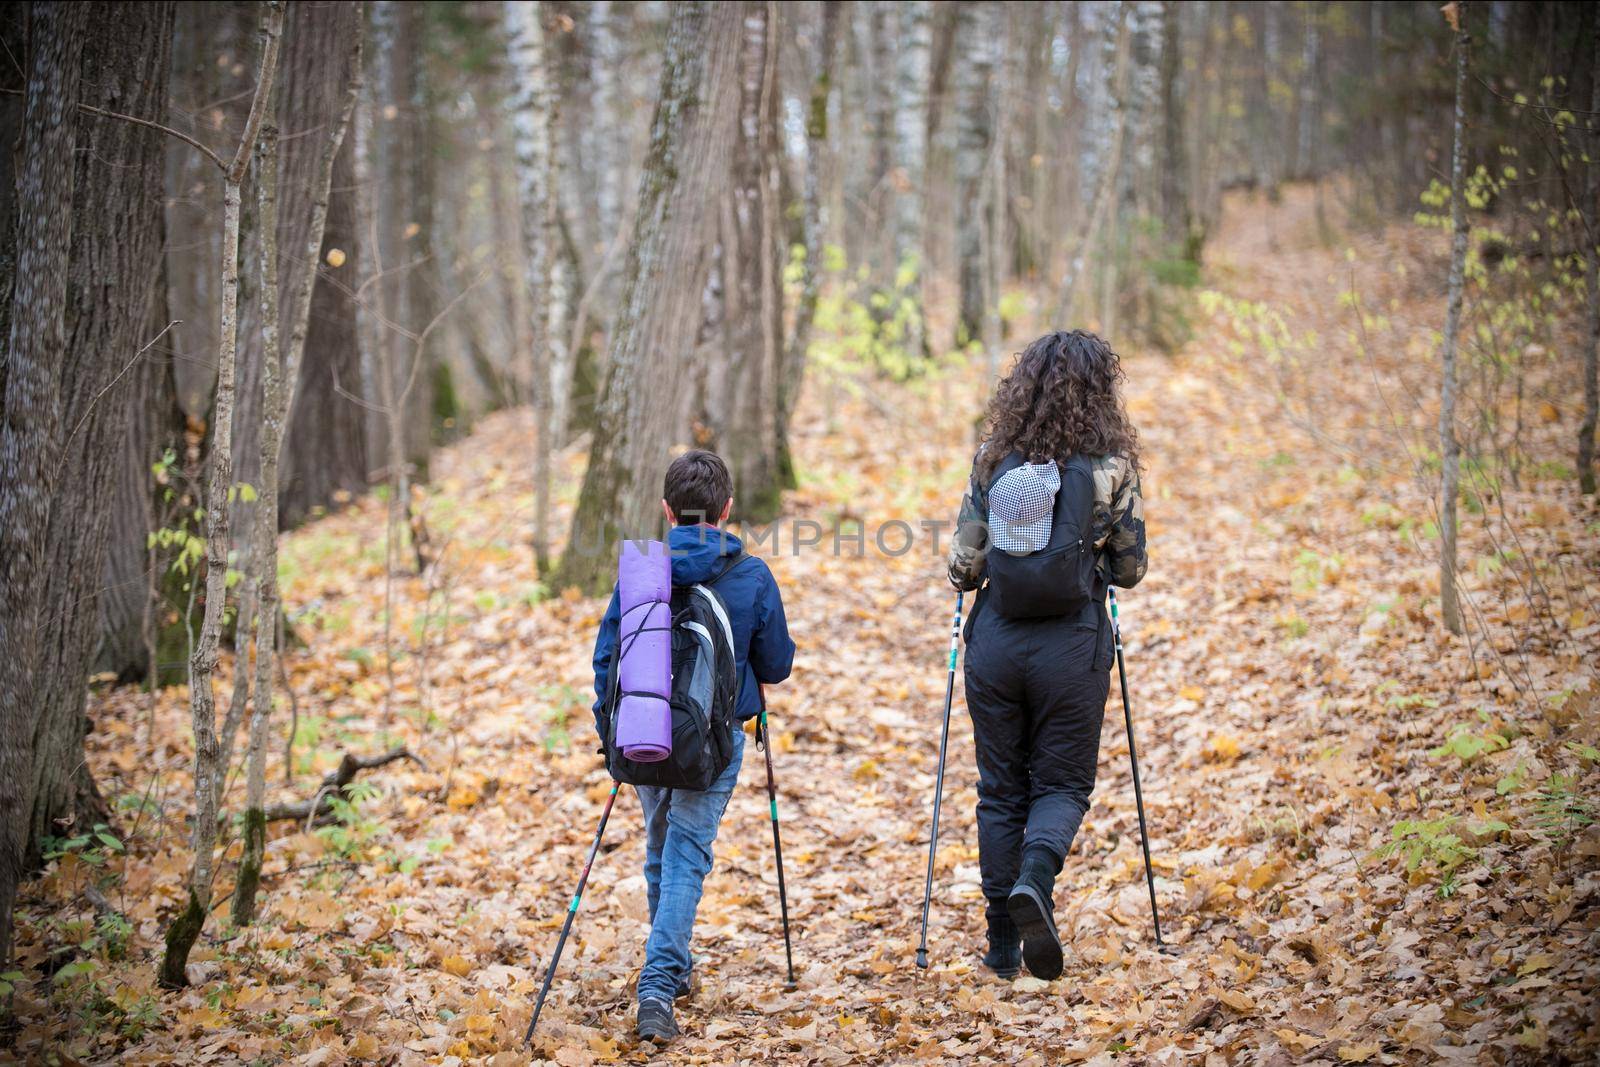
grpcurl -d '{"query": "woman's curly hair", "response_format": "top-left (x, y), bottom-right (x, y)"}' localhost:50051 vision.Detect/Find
top-left (977, 330), bottom-right (1141, 483)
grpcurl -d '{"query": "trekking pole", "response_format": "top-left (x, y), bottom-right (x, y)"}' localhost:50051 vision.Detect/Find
top-left (1108, 587), bottom-right (1165, 948)
top-left (757, 686), bottom-right (797, 990)
top-left (524, 782), bottom-right (620, 1044)
top-left (915, 589), bottom-right (964, 969)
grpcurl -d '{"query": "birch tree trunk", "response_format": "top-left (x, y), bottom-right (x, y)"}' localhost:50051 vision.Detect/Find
top-left (890, 0), bottom-right (930, 359)
top-left (590, 1), bottom-right (622, 251)
top-left (556, 0), bottom-right (742, 593)
top-left (505, 0), bottom-right (560, 573)
top-left (0, 0), bottom-right (88, 968)
top-left (1438, 0), bottom-right (1469, 637)
top-left (161, 0), bottom-right (284, 990)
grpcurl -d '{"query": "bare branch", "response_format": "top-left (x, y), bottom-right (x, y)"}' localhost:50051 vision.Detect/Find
top-left (0, 88), bottom-right (228, 172)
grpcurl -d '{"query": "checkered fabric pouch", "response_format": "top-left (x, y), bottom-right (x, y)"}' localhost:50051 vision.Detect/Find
top-left (988, 462), bottom-right (1060, 555)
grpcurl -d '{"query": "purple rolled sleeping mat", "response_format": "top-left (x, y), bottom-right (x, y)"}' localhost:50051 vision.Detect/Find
top-left (614, 540), bottom-right (673, 762)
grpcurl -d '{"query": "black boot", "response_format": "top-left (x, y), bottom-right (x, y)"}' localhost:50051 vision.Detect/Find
top-left (1007, 847), bottom-right (1063, 980)
top-left (982, 912), bottom-right (1021, 979)
top-left (636, 998), bottom-right (679, 1043)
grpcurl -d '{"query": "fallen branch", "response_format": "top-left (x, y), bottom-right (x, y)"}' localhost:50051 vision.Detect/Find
top-left (259, 746), bottom-right (427, 827)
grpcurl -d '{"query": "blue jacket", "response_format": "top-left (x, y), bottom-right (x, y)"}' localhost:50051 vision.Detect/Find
top-left (592, 525), bottom-right (794, 731)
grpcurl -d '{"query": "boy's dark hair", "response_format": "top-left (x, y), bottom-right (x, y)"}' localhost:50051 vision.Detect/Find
top-left (664, 450), bottom-right (733, 525)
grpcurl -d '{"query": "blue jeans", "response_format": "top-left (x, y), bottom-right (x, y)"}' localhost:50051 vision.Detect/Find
top-left (635, 727), bottom-right (745, 1004)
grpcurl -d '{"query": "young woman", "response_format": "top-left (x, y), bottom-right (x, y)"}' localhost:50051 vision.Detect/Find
top-left (946, 329), bottom-right (1147, 981)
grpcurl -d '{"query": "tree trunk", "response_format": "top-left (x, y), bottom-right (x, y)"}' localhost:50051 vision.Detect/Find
top-left (1580, 24), bottom-right (1599, 496)
top-left (1159, 0), bottom-right (1193, 257)
top-left (555, 0), bottom-right (742, 593)
top-left (889, 0), bottom-right (930, 359)
top-left (372, 0), bottom-right (437, 497)
top-left (236, 3), bottom-right (360, 926)
top-left (1438, 0), bottom-right (1469, 637)
top-left (778, 0), bottom-right (841, 486)
top-left (1054, 2), bottom-right (1132, 325)
top-left (954, 4), bottom-right (998, 348)
top-left (235, 115), bottom-right (282, 927)
top-left (279, 5), bottom-right (368, 529)
top-left (0, 0), bottom-right (90, 969)
top-left (162, 0), bottom-right (283, 990)
top-left (982, 6), bottom-right (1014, 381)
top-left (718, 1), bottom-right (784, 522)
top-left (96, 272), bottom-right (186, 685)
top-left (281, 135), bottom-right (368, 527)
top-left (36, 0), bottom-right (180, 852)
top-left (505, 0), bottom-right (561, 574)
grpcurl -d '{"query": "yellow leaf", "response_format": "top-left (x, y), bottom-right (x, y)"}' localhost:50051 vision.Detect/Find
top-left (1218, 988), bottom-right (1254, 1013)
top-left (178, 1005), bottom-right (227, 1031)
top-left (1205, 734), bottom-right (1242, 763)
top-left (1179, 685), bottom-right (1205, 702)
top-left (403, 222), bottom-right (421, 239)
top-left (1246, 860), bottom-right (1285, 891)
top-left (440, 954), bottom-right (473, 977)
top-left (1517, 952), bottom-right (1553, 976)
top-left (324, 247), bottom-right (347, 268)
top-left (1275, 1029), bottom-right (1320, 1052)
top-left (347, 1033), bottom-right (381, 1060)
top-left (1338, 1041), bottom-right (1380, 1062)
top-left (447, 785), bottom-right (482, 811)
top-left (853, 759), bottom-right (881, 781)
top-left (463, 1012), bottom-right (494, 1033)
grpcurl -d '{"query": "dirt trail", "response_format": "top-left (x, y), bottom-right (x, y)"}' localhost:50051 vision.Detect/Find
top-left (18, 186), bottom-right (1595, 1065)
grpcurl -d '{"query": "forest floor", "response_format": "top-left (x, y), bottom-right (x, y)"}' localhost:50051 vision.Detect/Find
top-left (9, 185), bottom-right (1599, 1066)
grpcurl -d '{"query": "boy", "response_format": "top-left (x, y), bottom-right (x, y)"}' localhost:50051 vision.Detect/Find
top-left (591, 449), bottom-right (795, 1043)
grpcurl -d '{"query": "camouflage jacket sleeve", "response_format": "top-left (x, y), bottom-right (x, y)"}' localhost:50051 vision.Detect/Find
top-left (1092, 455), bottom-right (1146, 589)
top-left (946, 465), bottom-right (988, 591)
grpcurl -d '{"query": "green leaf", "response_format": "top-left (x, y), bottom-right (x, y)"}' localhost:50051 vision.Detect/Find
top-left (53, 959), bottom-right (96, 982)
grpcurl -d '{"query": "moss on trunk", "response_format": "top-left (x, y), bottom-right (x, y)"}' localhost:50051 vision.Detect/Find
top-left (158, 889), bottom-right (206, 989)
top-left (230, 806), bottom-right (266, 926)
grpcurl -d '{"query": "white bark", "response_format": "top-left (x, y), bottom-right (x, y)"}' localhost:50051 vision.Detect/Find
top-left (1439, 1), bottom-right (1469, 635)
top-left (890, 0), bottom-right (929, 357)
top-left (505, 0), bottom-right (562, 573)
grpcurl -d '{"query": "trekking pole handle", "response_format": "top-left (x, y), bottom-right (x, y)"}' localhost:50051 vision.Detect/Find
top-left (947, 589), bottom-right (964, 667)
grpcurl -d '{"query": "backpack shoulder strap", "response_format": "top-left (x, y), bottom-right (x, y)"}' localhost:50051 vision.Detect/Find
top-left (706, 550), bottom-right (750, 586)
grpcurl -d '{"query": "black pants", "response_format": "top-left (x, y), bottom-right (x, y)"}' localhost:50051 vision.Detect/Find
top-left (963, 596), bottom-right (1112, 921)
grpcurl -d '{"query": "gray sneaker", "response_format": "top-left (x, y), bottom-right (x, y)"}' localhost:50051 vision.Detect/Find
top-left (636, 998), bottom-right (679, 1043)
